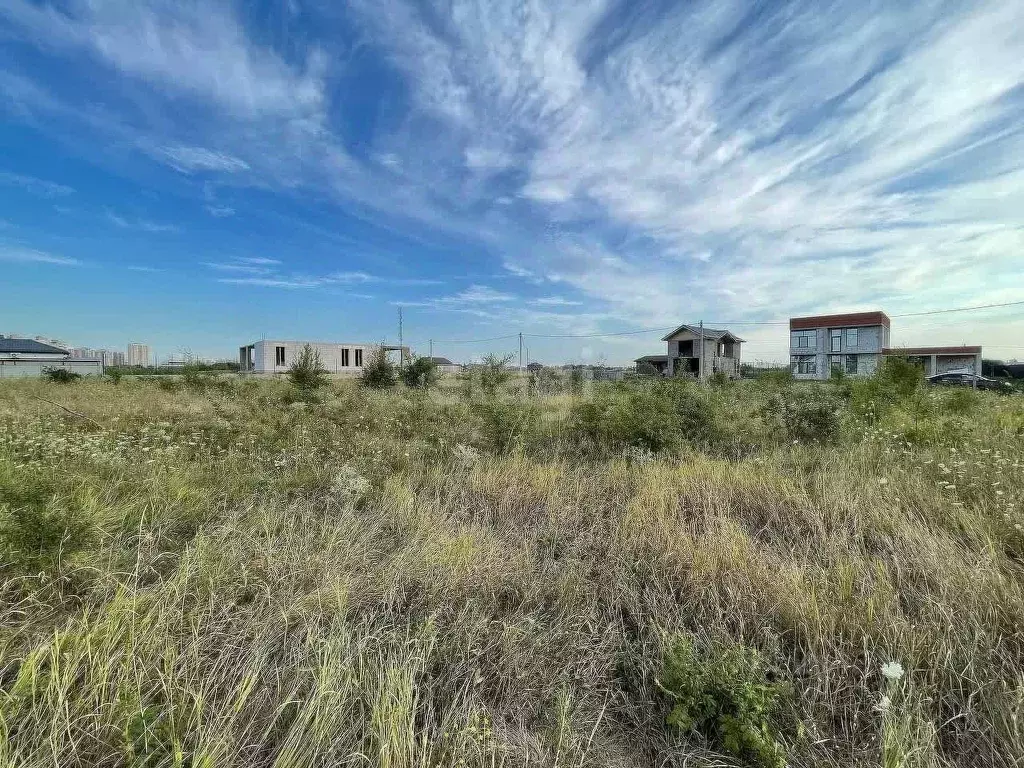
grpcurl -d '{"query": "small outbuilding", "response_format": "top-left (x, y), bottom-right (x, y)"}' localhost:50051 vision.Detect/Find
top-left (0, 338), bottom-right (103, 378)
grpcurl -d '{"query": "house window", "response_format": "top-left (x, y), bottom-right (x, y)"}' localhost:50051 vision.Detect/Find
top-left (275, 346), bottom-right (285, 366)
top-left (830, 355), bottom-right (843, 373)
top-left (846, 328), bottom-right (858, 348)
top-left (341, 348), bottom-right (350, 367)
top-left (846, 355), bottom-right (858, 375)
top-left (355, 349), bottom-right (363, 366)
top-left (791, 355), bottom-right (816, 375)
top-left (830, 329), bottom-right (842, 353)
top-left (791, 331), bottom-right (814, 349)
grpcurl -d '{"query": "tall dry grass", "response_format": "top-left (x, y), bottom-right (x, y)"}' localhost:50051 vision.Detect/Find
top-left (0, 374), bottom-right (1022, 767)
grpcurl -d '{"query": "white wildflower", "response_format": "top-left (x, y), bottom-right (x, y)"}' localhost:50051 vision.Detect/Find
top-left (875, 694), bottom-right (891, 712)
top-left (331, 464), bottom-right (370, 505)
top-left (881, 662), bottom-right (904, 681)
top-left (877, 478), bottom-right (888, 485)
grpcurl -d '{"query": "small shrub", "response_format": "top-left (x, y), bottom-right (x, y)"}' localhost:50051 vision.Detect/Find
top-left (709, 371), bottom-right (733, 388)
top-left (106, 369), bottom-right (123, 385)
top-left (154, 377), bottom-right (180, 393)
top-left (876, 357), bottom-right (923, 400)
top-left (288, 344), bottom-right (330, 393)
top-left (401, 356), bottom-right (439, 390)
top-left (756, 368), bottom-right (794, 391)
top-left (943, 387), bottom-right (980, 416)
top-left (478, 354), bottom-right (515, 397)
top-left (42, 367), bottom-right (82, 384)
top-left (473, 398), bottom-right (540, 453)
top-left (762, 390), bottom-right (841, 443)
top-left (360, 345), bottom-right (398, 389)
top-left (661, 633), bottom-right (789, 768)
top-left (570, 380), bottom-right (716, 453)
top-left (0, 474), bottom-right (91, 572)
top-left (568, 366), bottom-right (586, 395)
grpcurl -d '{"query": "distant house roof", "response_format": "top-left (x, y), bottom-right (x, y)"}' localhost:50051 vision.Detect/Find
top-left (635, 354), bottom-right (668, 363)
top-left (882, 346), bottom-right (981, 356)
top-left (0, 338), bottom-right (69, 355)
top-left (428, 356), bottom-right (456, 366)
top-left (790, 311), bottom-right (891, 331)
top-left (661, 324), bottom-right (745, 342)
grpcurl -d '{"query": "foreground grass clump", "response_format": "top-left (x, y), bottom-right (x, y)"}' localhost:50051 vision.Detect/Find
top-left (0, 373), bottom-right (1023, 767)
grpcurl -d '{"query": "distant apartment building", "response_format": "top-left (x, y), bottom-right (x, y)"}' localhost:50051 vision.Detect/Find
top-left (789, 311), bottom-right (891, 379)
top-left (127, 343), bottom-right (151, 367)
top-left (99, 350), bottom-right (126, 367)
top-left (239, 340), bottom-right (409, 375)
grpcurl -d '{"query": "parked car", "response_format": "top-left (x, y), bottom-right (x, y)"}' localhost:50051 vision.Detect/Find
top-left (926, 372), bottom-right (1014, 393)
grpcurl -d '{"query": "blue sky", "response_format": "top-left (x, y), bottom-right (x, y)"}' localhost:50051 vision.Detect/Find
top-left (2, 0), bottom-right (1023, 364)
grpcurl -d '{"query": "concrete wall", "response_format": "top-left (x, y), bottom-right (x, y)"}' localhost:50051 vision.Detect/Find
top-left (0, 358), bottom-right (103, 378)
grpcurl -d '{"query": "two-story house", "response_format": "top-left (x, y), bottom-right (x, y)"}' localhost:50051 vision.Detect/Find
top-left (789, 311), bottom-right (891, 380)
top-left (635, 324), bottom-right (744, 379)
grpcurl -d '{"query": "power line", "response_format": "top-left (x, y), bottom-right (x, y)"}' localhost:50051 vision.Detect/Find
top-left (421, 333), bottom-right (520, 344)
top-left (891, 299), bottom-right (1024, 318)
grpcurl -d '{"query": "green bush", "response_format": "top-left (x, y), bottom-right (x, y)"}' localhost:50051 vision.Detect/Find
top-left (762, 390), bottom-right (841, 444)
top-left (943, 387), bottom-right (980, 416)
top-left (42, 367), bottom-right (82, 384)
top-left (0, 473), bottom-right (91, 573)
top-left (288, 344), bottom-right (330, 393)
top-left (400, 356), bottom-right (439, 390)
top-left (570, 380), bottom-right (716, 453)
top-left (661, 633), bottom-right (789, 768)
top-left (472, 397), bottom-right (540, 453)
top-left (877, 357), bottom-right (923, 399)
top-left (477, 354), bottom-right (515, 397)
top-left (360, 346), bottom-right (398, 389)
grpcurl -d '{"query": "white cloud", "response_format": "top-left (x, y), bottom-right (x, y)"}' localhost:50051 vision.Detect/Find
top-left (235, 257), bottom-right (281, 265)
top-left (456, 285), bottom-right (516, 303)
top-left (0, 245), bottom-right (79, 265)
top-left (159, 146), bottom-right (251, 174)
top-left (533, 296), bottom-right (582, 307)
top-left (205, 205), bottom-right (236, 218)
top-left (0, 0), bottom-right (326, 119)
top-left (0, 171), bottom-right (73, 197)
top-left (106, 210), bottom-right (178, 232)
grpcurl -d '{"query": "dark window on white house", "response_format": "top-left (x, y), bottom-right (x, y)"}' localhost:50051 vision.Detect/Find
top-left (355, 349), bottom-right (363, 366)
top-left (846, 328), bottom-right (858, 348)
top-left (341, 348), bottom-right (350, 367)
top-left (846, 355), bottom-right (858, 375)
top-left (830, 330), bottom-right (842, 353)
top-left (275, 346), bottom-right (285, 366)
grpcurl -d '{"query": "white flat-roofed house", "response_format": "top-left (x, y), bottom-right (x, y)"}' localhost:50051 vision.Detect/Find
top-left (238, 340), bottom-right (409, 375)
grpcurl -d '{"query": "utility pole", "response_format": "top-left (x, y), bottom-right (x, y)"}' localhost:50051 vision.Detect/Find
top-left (398, 307), bottom-right (404, 363)
top-left (518, 332), bottom-right (523, 371)
top-left (698, 320), bottom-right (704, 382)
top-left (429, 339), bottom-right (433, 360)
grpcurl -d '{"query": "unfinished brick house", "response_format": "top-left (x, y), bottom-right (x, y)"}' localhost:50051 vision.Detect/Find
top-left (635, 324), bottom-right (744, 380)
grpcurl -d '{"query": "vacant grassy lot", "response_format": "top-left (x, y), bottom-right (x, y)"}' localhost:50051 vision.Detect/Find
top-left (1, 371), bottom-right (1022, 767)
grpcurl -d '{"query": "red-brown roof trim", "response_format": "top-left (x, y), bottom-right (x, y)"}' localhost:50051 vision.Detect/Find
top-left (882, 346), bottom-right (981, 356)
top-left (789, 311), bottom-right (891, 330)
